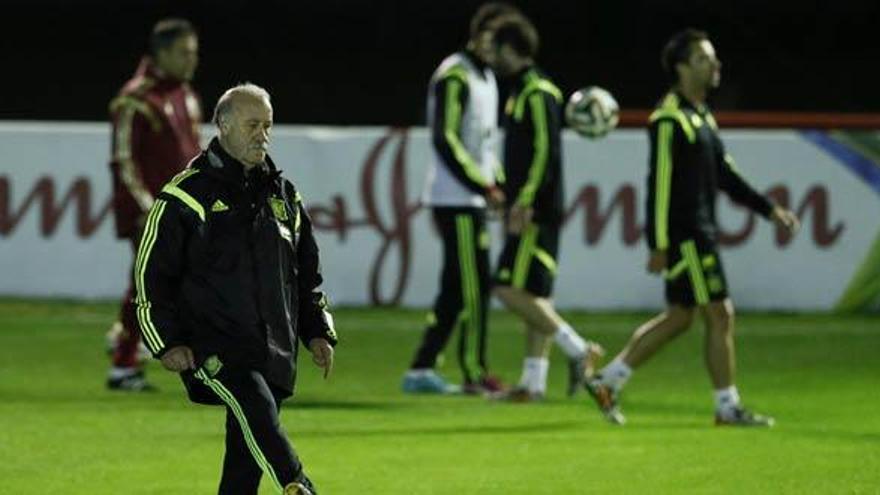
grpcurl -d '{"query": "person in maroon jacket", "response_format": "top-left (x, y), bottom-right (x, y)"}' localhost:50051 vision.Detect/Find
top-left (106, 18), bottom-right (202, 391)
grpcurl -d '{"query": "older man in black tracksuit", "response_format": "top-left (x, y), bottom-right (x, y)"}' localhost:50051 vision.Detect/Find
top-left (135, 83), bottom-right (336, 495)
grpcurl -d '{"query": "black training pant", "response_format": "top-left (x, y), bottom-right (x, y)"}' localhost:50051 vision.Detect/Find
top-left (410, 207), bottom-right (490, 382)
top-left (193, 361), bottom-right (310, 494)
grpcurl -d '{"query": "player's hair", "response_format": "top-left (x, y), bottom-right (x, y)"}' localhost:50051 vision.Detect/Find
top-left (212, 83), bottom-right (272, 127)
top-left (661, 28), bottom-right (709, 83)
top-left (490, 14), bottom-right (539, 58)
top-left (148, 18), bottom-right (197, 56)
top-left (469, 2), bottom-right (521, 39)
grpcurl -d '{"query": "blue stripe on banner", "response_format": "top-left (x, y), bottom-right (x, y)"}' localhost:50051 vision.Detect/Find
top-left (801, 130), bottom-right (880, 198)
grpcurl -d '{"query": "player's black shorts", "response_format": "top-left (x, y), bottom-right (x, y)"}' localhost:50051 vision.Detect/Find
top-left (665, 238), bottom-right (728, 307)
top-left (494, 222), bottom-right (560, 298)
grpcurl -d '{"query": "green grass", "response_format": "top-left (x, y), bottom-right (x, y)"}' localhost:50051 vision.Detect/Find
top-left (0, 299), bottom-right (878, 494)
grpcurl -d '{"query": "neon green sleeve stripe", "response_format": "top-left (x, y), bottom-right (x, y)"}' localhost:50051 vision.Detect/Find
top-left (706, 113), bottom-right (718, 130)
top-left (443, 78), bottom-right (489, 188)
top-left (654, 120), bottom-right (674, 250)
top-left (441, 66), bottom-right (468, 84)
top-left (513, 79), bottom-right (562, 121)
top-left (536, 80), bottom-right (564, 102)
top-left (134, 199), bottom-right (168, 354)
top-left (516, 92), bottom-right (550, 207)
top-left (723, 152), bottom-right (747, 179)
top-left (161, 184), bottom-right (205, 222)
top-left (168, 167), bottom-right (199, 187)
top-left (649, 109), bottom-right (695, 143)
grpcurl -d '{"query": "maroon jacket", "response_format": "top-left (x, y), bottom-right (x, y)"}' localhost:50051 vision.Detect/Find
top-left (109, 57), bottom-right (202, 238)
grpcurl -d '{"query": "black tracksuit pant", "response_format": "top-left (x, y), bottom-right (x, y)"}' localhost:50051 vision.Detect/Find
top-left (193, 363), bottom-right (315, 494)
top-left (410, 207), bottom-right (490, 383)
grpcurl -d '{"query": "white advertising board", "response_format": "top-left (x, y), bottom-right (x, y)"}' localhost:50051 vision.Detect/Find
top-left (2, 122), bottom-right (878, 310)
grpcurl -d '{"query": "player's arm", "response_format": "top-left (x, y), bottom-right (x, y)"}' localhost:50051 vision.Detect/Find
top-left (716, 147), bottom-right (773, 217)
top-left (513, 90), bottom-right (559, 208)
top-left (644, 118), bottom-right (677, 272)
top-left (506, 90), bottom-right (559, 232)
top-left (717, 149), bottom-right (800, 233)
top-left (290, 189), bottom-right (337, 378)
top-left (111, 97), bottom-right (160, 213)
top-left (134, 194), bottom-right (193, 366)
top-left (432, 73), bottom-right (499, 198)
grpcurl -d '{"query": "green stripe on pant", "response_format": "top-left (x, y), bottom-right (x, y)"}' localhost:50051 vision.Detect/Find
top-left (513, 224), bottom-right (539, 289)
top-left (456, 215), bottom-right (481, 381)
top-left (195, 369), bottom-right (284, 493)
top-left (682, 241), bottom-right (710, 305)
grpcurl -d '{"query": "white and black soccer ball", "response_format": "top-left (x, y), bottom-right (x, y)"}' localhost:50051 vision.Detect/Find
top-left (565, 86), bottom-right (619, 139)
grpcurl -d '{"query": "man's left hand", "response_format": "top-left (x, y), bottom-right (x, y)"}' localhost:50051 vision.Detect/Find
top-left (309, 338), bottom-right (334, 379)
top-left (771, 206), bottom-right (800, 235)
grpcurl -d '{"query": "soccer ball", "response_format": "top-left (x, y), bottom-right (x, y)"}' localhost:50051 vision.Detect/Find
top-left (565, 86), bottom-right (619, 139)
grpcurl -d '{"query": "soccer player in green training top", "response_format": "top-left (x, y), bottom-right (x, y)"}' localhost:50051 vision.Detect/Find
top-left (489, 13), bottom-right (604, 402)
top-left (585, 29), bottom-right (800, 426)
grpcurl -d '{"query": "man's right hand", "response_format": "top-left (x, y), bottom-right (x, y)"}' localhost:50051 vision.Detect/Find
top-left (160, 345), bottom-right (195, 372)
top-left (507, 204), bottom-right (533, 234)
top-left (647, 250), bottom-right (667, 275)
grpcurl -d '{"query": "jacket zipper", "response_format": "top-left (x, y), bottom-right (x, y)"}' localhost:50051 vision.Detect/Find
top-left (245, 179), bottom-right (268, 342)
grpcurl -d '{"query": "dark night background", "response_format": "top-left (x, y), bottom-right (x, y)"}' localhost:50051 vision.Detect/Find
top-left (1, 0), bottom-right (877, 125)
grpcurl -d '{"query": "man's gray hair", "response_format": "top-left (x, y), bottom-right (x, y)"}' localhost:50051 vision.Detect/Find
top-left (212, 83), bottom-right (272, 126)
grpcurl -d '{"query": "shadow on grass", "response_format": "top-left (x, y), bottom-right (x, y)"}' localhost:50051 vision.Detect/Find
top-left (282, 399), bottom-right (405, 411)
top-left (780, 425), bottom-right (880, 444)
top-left (293, 420), bottom-right (584, 438)
top-left (617, 398), bottom-right (712, 417)
top-left (0, 388), bottom-right (190, 408)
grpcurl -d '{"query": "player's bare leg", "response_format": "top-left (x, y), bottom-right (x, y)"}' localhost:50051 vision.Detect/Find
top-left (500, 326), bottom-right (553, 402)
top-left (530, 326), bottom-right (553, 357)
top-left (620, 305), bottom-right (694, 368)
top-left (702, 298), bottom-right (774, 426)
top-left (494, 286), bottom-right (561, 333)
top-left (495, 286), bottom-right (604, 396)
top-left (586, 305), bottom-right (692, 424)
top-left (701, 299), bottom-right (735, 389)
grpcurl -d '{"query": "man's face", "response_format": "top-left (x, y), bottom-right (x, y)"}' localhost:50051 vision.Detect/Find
top-left (473, 29), bottom-right (497, 67)
top-left (156, 34), bottom-right (199, 82)
top-left (222, 98), bottom-right (273, 167)
top-left (681, 40), bottom-right (722, 90)
top-left (492, 43), bottom-right (519, 76)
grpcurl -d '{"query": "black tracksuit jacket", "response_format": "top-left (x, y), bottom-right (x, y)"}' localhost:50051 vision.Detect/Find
top-left (645, 91), bottom-right (774, 250)
top-left (501, 66), bottom-right (564, 224)
top-left (134, 138), bottom-right (337, 397)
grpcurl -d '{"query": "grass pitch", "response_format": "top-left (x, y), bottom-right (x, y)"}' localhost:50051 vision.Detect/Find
top-left (0, 299), bottom-right (878, 494)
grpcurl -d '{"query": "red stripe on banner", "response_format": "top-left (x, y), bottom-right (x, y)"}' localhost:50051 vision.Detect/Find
top-left (618, 110), bottom-right (880, 129)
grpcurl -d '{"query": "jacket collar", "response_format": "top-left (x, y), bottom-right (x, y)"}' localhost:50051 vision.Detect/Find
top-left (511, 64), bottom-right (536, 86)
top-left (199, 137), bottom-right (281, 187)
top-left (134, 56), bottom-right (184, 90)
top-left (672, 89), bottom-right (709, 115)
top-left (462, 49), bottom-right (491, 78)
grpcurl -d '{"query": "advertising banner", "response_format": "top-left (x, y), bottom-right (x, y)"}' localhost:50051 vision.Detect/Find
top-left (2, 122), bottom-right (878, 310)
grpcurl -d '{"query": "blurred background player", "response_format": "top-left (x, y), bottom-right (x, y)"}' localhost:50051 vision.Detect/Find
top-left (105, 18), bottom-right (201, 391)
top-left (402, 3), bottom-right (518, 395)
top-left (488, 14), bottom-right (603, 402)
top-left (585, 29), bottom-right (800, 425)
